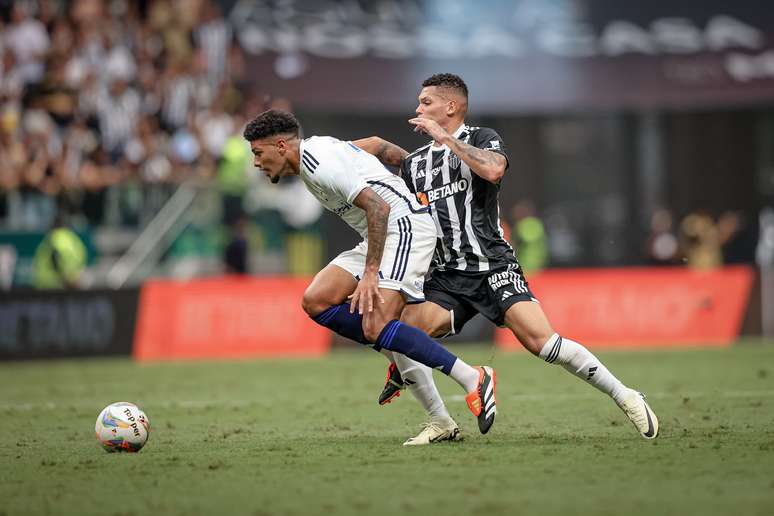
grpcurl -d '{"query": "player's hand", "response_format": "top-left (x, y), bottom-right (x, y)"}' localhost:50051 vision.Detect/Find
top-left (348, 271), bottom-right (384, 315)
top-left (409, 117), bottom-right (450, 144)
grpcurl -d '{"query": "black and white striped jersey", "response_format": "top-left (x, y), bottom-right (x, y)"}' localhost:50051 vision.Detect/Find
top-left (400, 124), bottom-right (517, 273)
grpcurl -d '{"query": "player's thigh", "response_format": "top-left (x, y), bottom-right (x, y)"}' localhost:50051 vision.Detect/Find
top-left (400, 300), bottom-right (452, 338)
top-left (362, 288), bottom-right (407, 342)
top-left (503, 300), bottom-right (555, 355)
top-left (302, 263), bottom-right (358, 317)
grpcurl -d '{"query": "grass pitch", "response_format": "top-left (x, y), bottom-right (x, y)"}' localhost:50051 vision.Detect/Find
top-left (1, 341), bottom-right (774, 516)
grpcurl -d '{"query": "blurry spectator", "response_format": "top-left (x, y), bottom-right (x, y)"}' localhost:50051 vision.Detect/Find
top-left (149, 1), bottom-right (195, 70)
top-left (510, 199), bottom-right (548, 273)
top-left (0, 111), bottom-right (22, 224)
top-left (32, 213), bottom-right (87, 289)
top-left (161, 60), bottom-right (196, 131)
top-left (223, 216), bottom-right (248, 274)
top-left (19, 108), bottom-right (60, 229)
top-left (758, 205), bottom-right (774, 268)
top-left (135, 57), bottom-right (163, 117)
top-left (646, 207), bottom-right (680, 265)
top-left (96, 77), bottom-right (140, 161)
top-left (194, 1), bottom-right (231, 89)
top-left (0, 49), bottom-right (24, 100)
top-left (217, 123), bottom-right (251, 226)
top-left (195, 91), bottom-right (233, 159)
top-left (35, 56), bottom-right (77, 128)
top-left (4, 2), bottom-right (50, 85)
top-left (78, 147), bottom-right (121, 226)
top-left (679, 211), bottom-right (722, 269)
top-left (718, 210), bottom-right (758, 264)
top-left (169, 115), bottom-right (202, 175)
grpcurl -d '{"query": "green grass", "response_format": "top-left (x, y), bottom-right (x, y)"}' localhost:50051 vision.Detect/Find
top-left (2, 341), bottom-right (774, 516)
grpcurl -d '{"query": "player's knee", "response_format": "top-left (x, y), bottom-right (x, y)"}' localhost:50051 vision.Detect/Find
top-left (521, 331), bottom-right (555, 356)
top-left (301, 289), bottom-right (329, 318)
top-left (362, 319), bottom-right (385, 344)
top-left (399, 311), bottom-right (435, 336)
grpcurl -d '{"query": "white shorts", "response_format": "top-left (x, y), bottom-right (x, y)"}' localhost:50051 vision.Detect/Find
top-left (331, 213), bottom-right (436, 303)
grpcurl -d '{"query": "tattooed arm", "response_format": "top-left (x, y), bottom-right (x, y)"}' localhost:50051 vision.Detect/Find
top-left (348, 187), bottom-right (391, 314)
top-left (352, 137), bottom-right (409, 167)
top-left (408, 118), bottom-right (507, 183)
top-left (444, 138), bottom-right (507, 183)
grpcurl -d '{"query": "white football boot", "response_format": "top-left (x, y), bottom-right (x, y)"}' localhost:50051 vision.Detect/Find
top-left (617, 389), bottom-right (659, 439)
top-left (403, 417), bottom-right (462, 446)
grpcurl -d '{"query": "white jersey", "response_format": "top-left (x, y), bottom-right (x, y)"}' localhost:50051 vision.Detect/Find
top-left (299, 136), bottom-right (428, 239)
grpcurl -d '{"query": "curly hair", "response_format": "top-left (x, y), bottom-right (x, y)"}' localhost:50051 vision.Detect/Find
top-left (422, 73), bottom-right (468, 99)
top-left (243, 109), bottom-right (300, 141)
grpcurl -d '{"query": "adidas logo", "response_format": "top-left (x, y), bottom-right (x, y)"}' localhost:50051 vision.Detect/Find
top-left (501, 291), bottom-right (513, 301)
top-left (586, 366), bottom-right (598, 380)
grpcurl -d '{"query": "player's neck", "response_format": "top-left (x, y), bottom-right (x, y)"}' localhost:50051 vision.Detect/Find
top-left (433, 120), bottom-right (465, 148)
top-left (447, 120), bottom-right (465, 137)
top-left (286, 144), bottom-right (302, 174)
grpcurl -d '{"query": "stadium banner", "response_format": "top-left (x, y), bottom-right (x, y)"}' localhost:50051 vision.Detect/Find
top-left (496, 266), bottom-right (754, 349)
top-left (0, 288), bottom-right (139, 360)
top-left (228, 0), bottom-right (774, 112)
top-left (133, 277), bottom-right (330, 360)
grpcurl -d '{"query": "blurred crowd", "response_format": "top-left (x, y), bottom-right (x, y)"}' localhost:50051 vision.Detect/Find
top-left (645, 208), bottom-right (760, 269)
top-left (507, 201), bottom-right (764, 272)
top-left (0, 0), bottom-right (768, 285)
top-left (0, 0), bottom-right (265, 230)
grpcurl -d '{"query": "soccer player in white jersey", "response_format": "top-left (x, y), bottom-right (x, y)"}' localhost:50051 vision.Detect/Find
top-left (243, 109), bottom-right (497, 444)
top-left (359, 73), bottom-right (659, 440)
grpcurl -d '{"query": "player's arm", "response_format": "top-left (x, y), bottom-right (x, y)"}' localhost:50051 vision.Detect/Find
top-left (444, 138), bottom-right (507, 183)
top-left (409, 118), bottom-right (507, 183)
top-left (352, 137), bottom-right (408, 167)
top-left (348, 187), bottom-right (391, 314)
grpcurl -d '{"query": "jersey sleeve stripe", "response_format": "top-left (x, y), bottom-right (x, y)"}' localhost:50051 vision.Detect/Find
top-left (366, 180), bottom-right (429, 214)
top-left (304, 150), bottom-right (320, 166)
top-left (301, 152), bottom-right (317, 172)
top-left (390, 218), bottom-right (408, 280)
top-left (397, 217), bottom-right (413, 281)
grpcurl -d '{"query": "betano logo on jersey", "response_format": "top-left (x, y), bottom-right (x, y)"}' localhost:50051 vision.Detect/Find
top-left (423, 178), bottom-right (469, 203)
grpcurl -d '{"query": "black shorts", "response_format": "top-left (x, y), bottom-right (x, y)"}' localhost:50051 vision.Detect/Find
top-left (424, 263), bottom-right (536, 334)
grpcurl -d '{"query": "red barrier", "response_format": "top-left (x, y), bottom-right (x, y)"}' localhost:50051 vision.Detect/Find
top-left (496, 266), bottom-right (754, 350)
top-left (133, 277), bottom-right (330, 360)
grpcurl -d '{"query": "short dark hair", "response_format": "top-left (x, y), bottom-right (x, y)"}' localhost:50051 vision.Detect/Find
top-left (243, 109), bottom-right (300, 141)
top-left (422, 73), bottom-right (468, 99)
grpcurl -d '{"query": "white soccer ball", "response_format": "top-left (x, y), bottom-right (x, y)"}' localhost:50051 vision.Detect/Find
top-left (95, 402), bottom-right (151, 453)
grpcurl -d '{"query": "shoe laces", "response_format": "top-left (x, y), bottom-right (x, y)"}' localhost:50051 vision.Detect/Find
top-left (417, 420), bottom-right (436, 430)
top-left (622, 393), bottom-right (648, 426)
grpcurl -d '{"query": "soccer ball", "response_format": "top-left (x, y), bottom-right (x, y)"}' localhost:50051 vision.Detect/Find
top-left (95, 402), bottom-right (151, 453)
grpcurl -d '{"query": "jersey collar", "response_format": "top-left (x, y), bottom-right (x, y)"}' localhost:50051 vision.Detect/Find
top-left (432, 122), bottom-right (468, 149)
top-left (451, 123), bottom-right (467, 139)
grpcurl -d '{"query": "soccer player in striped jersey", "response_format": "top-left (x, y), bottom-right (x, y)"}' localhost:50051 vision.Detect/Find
top-left (243, 109), bottom-right (496, 444)
top-left (359, 73), bottom-right (659, 440)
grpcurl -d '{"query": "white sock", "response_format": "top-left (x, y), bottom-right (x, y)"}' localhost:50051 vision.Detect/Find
top-left (539, 333), bottom-right (628, 404)
top-left (392, 353), bottom-right (451, 421)
top-left (449, 358), bottom-right (480, 393)
top-left (379, 348), bottom-right (396, 363)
